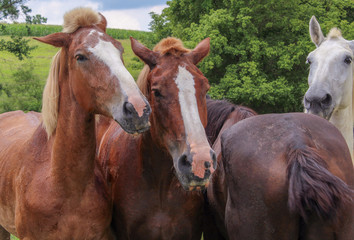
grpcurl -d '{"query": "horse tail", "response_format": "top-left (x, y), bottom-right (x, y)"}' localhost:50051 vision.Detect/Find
top-left (286, 144), bottom-right (353, 222)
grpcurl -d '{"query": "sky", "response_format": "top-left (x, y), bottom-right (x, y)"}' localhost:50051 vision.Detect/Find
top-left (24, 0), bottom-right (168, 31)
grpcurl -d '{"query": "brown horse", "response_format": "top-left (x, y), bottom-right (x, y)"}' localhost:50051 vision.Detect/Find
top-left (204, 107), bottom-right (354, 239)
top-left (0, 8), bottom-right (150, 240)
top-left (96, 37), bottom-right (216, 239)
top-left (203, 99), bottom-right (257, 239)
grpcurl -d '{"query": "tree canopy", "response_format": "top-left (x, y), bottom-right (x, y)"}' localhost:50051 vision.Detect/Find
top-left (0, 0), bottom-right (46, 60)
top-left (150, 0), bottom-right (354, 113)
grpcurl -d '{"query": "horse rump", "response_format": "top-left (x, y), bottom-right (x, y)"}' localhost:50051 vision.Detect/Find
top-left (286, 144), bottom-right (353, 222)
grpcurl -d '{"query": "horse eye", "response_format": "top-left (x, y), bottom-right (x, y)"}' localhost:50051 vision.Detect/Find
top-left (152, 89), bottom-right (162, 98)
top-left (75, 54), bottom-right (88, 62)
top-left (344, 56), bottom-right (352, 64)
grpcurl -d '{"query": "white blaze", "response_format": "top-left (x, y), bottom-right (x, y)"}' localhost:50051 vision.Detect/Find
top-left (174, 66), bottom-right (208, 145)
top-left (88, 38), bottom-right (146, 117)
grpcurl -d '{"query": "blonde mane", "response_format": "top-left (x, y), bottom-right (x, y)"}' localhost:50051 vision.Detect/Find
top-left (327, 27), bottom-right (342, 39)
top-left (42, 50), bottom-right (61, 137)
top-left (137, 37), bottom-right (191, 97)
top-left (62, 7), bottom-right (101, 33)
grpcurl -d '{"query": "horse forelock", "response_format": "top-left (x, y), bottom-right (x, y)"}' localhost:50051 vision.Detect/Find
top-left (327, 28), bottom-right (342, 40)
top-left (42, 50), bottom-right (61, 138)
top-left (62, 7), bottom-right (101, 33)
top-left (153, 37), bottom-right (190, 56)
top-left (136, 38), bottom-right (191, 98)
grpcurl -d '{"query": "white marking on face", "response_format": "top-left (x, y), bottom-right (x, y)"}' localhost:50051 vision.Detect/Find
top-left (88, 38), bottom-right (146, 117)
top-left (174, 66), bottom-right (208, 146)
top-left (88, 29), bottom-right (104, 37)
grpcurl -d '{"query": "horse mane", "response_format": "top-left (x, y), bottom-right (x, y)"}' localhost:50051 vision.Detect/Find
top-left (327, 28), bottom-right (342, 39)
top-left (205, 99), bottom-right (257, 145)
top-left (136, 37), bottom-right (191, 97)
top-left (42, 50), bottom-right (61, 137)
top-left (62, 7), bottom-right (101, 33)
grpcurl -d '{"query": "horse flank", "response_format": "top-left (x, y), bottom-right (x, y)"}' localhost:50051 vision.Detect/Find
top-left (136, 37), bottom-right (191, 97)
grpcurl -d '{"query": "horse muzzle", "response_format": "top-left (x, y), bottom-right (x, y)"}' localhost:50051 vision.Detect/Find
top-left (116, 97), bottom-right (152, 134)
top-left (175, 147), bottom-right (216, 191)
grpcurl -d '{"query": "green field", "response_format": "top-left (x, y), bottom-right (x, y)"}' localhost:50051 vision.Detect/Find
top-left (0, 36), bottom-right (145, 83)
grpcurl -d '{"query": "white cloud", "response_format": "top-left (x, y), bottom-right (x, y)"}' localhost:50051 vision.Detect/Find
top-left (25, 0), bottom-right (167, 31)
top-left (27, 0), bottom-right (102, 26)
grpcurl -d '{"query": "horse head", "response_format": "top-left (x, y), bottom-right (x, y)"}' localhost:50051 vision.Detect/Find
top-left (131, 37), bottom-right (216, 190)
top-left (34, 8), bottom-right (151, 137)
top-left (304, 16), bottom-right (354, 120)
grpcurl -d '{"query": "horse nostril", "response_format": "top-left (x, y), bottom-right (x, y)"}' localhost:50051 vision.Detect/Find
top-left (123, 102), bottom-right (136, 115)
top-left (303, 96), bottom-right (311, 109)
top-left (210, 150), bottom-right (217, 170)
top-left (178, 153), bottom-right (192, 172)
top-left (321, 94), bottom-right (332, 107)
top-left (204, 161), bottom-right (211, 169)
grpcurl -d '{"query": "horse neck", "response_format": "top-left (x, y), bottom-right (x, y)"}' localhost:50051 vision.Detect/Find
top-left (50, 66), bottom-right (96, 190)
top-left (140, 129), bottom-right (175, 185)
top-left (330, 70), bottom-right (354, 159)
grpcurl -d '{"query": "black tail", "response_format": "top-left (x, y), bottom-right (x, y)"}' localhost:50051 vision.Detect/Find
top-left (287, 145), bottom-right (353, 222)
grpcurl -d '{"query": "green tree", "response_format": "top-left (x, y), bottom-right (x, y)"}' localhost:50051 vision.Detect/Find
top-left (0, 62), bottom-right (43, 112)
top-left (0, 0), bottom-right (38, 60)
top-left (151, 0), bottom-right (354, 113)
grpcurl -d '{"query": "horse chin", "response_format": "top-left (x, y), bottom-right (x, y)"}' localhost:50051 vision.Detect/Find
top-left (115, 118), bottom-right (151, 135)
top-left (176, 173), bottom-right (210, 192)
top-left (306, 108), bottom-right (334, 121)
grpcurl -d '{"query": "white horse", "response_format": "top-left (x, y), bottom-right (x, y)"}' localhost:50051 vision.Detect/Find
top-left (304, 16), bottom-right (354, 161)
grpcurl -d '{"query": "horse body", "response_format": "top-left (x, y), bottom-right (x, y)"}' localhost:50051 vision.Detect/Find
top-left (97, 124), bottom-right (204, 239)
top-left (203, 99), bottom-right (257, 239)
top-left (0, 8), bottom-right (150, 240)
top-left (203, 100), bottom-right (353, 239)
top-left (304, 16), bottom-right (354, 160)
top-left (222, 113), bottom-right (353, 239)
top-left (97, 37), bottom-right (215, 239)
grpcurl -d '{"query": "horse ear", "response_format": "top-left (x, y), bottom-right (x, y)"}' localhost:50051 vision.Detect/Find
top-left (309, 16), bottom-right (325, 47)
top-left (130, 37), bottom-right (158, 69)
top-left (348, 40), bottom-right (354, 53)
top-left (189, 38), bottom-right (210, 65)
top-left (34, 32), bottom-right (69, 48)
top-left (96, 13), bottom-right (107, 32)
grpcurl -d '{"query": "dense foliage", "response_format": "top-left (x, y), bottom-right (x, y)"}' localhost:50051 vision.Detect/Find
top-left (0, 62), bottom-right (43, 112)
top-left (150, 0), bottom-right (354, 113)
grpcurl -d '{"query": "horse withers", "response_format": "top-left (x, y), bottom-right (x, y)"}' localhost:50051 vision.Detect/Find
top-left (304, 16), bottom-right (354, 160)
top-left (96, 37), bottom-right (216, 239)
top-left (0, 7), bottom-right (150, 240)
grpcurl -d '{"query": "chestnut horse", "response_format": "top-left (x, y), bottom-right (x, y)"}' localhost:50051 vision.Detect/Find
top-left (96, 37), bottom-right (216, 239)
top-left (0, 8), bottom-right (150, 240)
top-left (304, 16), bottom-right (354, 160)
top-left (204, 107), bottom-right (353, 239)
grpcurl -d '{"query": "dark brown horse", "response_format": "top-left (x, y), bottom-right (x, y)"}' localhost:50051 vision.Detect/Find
top-left (203, 105), bottom-right (354, 239)
top-left (203, 99), bottom-right (257, 239)
top-left (0, 8), bottom-right (150, 240)
top-left (96, 37), bottom-right (216, 239)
